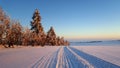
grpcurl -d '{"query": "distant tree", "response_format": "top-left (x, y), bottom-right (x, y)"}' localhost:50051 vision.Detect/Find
top-left (31, 9), bottom-right (43, 34)
top-left (60, 37), bottom-right (64, 45)
top-left (0, 7), bottom-right (10, 47)
top-left (60, 37), bottom-right (70, 45)
top-left (22, 28), bottom-right (31, 46)
top-left (46, 27), bottom-right (70, 46)
top-left (56, 36), bottom-right (61, 46)
top-left (0, 24), bottom-right (4, 44)
top-left (0, 7), bottom-right (5, 21)
top-left (46, 27), bottom-right (57, 46)
top-left (6, 21), bottom-right (22, 47)
top-left (30, 9), bottom-right (46, 46)
top-left (30, 31), bottom-right (36, 46)
top-left (64, 40), bottom-right (70, 45)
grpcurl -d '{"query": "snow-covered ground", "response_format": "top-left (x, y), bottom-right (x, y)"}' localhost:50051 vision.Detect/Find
top-left (72, 46), bottom-right (120, 66)
top-left (0, 46), bottom-right (120, 68)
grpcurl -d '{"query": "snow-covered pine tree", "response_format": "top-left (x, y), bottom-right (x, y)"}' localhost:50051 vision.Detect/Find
top-left (46, 26), bottom-right (57, 46)
top-left (30, 9), bottom-right (46, 46)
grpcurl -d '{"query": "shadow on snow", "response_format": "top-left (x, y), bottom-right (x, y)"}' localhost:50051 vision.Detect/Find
top-left (69, 47), bottom-right (120, 68)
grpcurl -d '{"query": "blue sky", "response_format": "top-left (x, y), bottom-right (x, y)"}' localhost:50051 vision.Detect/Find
top-left (0, 0), bottom-right (120, 41)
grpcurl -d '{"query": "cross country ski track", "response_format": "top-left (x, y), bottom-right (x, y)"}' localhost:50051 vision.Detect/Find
top-left (0, 46), bottom-right (120, 68)
top-left (31, 46), bottom-right (119, 68)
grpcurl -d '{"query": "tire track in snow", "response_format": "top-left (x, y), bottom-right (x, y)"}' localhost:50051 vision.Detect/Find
top-left (66, 47), bottom-right (94, 68)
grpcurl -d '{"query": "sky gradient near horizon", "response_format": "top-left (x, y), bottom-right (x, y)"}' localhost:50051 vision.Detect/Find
top-left (0, 0), bottom-right (120, 41)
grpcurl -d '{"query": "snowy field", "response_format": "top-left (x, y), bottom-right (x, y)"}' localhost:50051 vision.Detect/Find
top-left (0, 46), bottom-right (120, 68)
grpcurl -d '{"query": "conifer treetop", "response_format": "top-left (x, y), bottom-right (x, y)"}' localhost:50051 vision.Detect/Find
top-left (47, 26), bottom-right (56, 37)
top-left (31, 9), bottom-right (45, 34)
top-left (35, 9), bottom-right (39, 14)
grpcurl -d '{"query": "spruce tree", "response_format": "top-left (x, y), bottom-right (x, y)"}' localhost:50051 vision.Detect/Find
top-left (31, 9), bottom-right (42, 34)
top-left (30, 9), bottom-right (46, 46)
top-left (46, 26), bottom-right (57, 45)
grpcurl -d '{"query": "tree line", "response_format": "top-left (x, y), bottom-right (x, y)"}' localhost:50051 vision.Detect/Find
top-left (0, 7), bottom-right (69, 47)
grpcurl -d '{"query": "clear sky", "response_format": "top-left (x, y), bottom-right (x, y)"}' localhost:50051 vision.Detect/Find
top-left (0, 0), bottom-right (120, 41)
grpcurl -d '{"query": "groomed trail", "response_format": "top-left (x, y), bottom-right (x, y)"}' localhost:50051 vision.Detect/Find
top-left (0, 46), bottom-right (120, 68)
